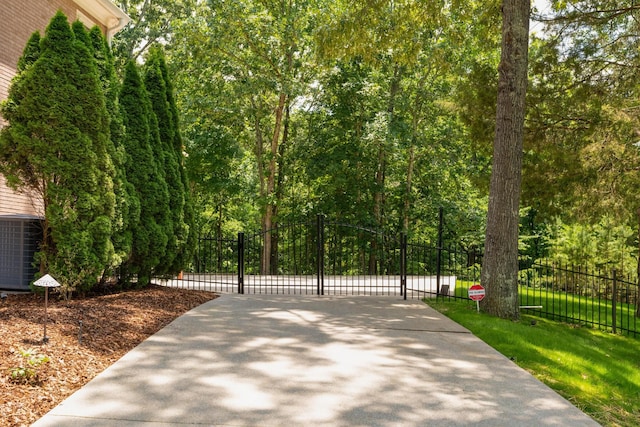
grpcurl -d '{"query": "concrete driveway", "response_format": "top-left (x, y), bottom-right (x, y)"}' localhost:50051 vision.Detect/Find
top-left (32, 295), bottom-right (600, 426)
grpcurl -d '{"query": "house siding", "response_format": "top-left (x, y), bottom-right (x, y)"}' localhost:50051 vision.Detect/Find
top-left (0, 176), bottom-right (44, 217)
top-left (0, 0), bottom-right (108, 217)
top-left (0, 62), bottom-right (12, 127)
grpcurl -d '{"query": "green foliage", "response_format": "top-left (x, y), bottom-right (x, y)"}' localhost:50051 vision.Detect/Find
top-left (547, 216), bottom-right (636, 275)
top-left (155, 47), bottom-right (196, 272)
top-left (16, 31), bottom-right (41, 72)
top-left (151, 0), bottom-right (501, 243)
top-left (166, 0), bottom-right (318, 240)
top-left (144, 48), bottom-right (178, 274)
top-left (524, 3), bottom-right (640, 225)
top-left (112, 0), bottom-right (197, 69)
top-left (9, 348), bottom-right (50, 385)
top-left (107, 0), bottom-right (640, 292)
top-left (89, 26), bottom-right (139, 272)
top-left (0, 11), bottom-right (192, 292)
top-left (144, 46), bottom-right (194, 276)
top-left (293, 51), bottom-right (484, 240)
top-left (119, 60), bottom-right (170, 286)
top-left (300, 60), bottom-right (378, 225)
top-left (1, 12), bottom-right (116, 294)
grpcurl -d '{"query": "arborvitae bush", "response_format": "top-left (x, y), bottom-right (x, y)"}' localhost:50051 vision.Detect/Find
top-left (119, 60), bottom-right (170, 286)
top-left (88, 26), bottom-right (139, 278)
top-left (0, 12), bottom-right (116, 295)
top-left (155, 48), bottom-right (196, 274)
top-left (144, 47), bottom-right (184, 276)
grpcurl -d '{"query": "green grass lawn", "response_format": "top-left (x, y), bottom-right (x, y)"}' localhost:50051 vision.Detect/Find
top-left (451, 281), bottom-right (639, 336)
top-left (518, 286), bottom-right (639, 336)
top-left (426, 298), bottom-right (640, 427)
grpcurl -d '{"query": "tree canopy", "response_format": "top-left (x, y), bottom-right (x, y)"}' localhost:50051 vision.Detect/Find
top-left (3, 1), bottom-right (639, 303)
top-left (122, 0), bottom-right (640, 312)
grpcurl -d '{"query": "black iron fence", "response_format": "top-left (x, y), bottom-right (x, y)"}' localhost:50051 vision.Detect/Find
top-left (183, 213), bottom-right (639, 337)
top-left (443, 259), bottom-right (639, 338)
top-left (186, 214), bottom-right (468, 297)
top-left (517, 260), bottom-right (639, 337)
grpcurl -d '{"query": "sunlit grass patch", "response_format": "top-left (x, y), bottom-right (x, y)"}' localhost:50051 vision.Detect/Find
top-left (426, 298), bottom-right (640, 427)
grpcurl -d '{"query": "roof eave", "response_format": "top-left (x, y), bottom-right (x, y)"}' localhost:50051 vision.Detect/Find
top-left (73, 0), bottom-right (130, 43)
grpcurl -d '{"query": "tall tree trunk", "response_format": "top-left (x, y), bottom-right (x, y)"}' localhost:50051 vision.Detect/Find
top-left (271, 101), bottom-right (291, 274)
top-left (252, 98), bottom-right (266, 200)
top-left (376, 64), bottom-right (401, 228)
top-left (261, 92), bottom-right (287, 274)
top-left (636, 208), bottom-right (640, 317)
top-left (480, 0), bottom-right (530, 319)
top-left (251, 98), bottom-right (268, 274)
top-left (370, 145), bottom-right (386, 274)
top-left (403, 143), bottom-right (416, 234)
top-left (403, 71), bottom-right (427, 235)
top-left (370, 65), bottom-right (402, 273)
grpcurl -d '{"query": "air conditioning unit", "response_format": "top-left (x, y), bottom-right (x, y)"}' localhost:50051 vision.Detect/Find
top-left (0, 217), bottom-right (42, 291)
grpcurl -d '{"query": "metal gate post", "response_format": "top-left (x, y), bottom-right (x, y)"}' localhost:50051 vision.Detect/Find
top-left (612, 269), bottom-right (617, 334)
top-left (401, 233), bottom-right (407, 300)
top-left (196, 237), bottom-right (202, 273)
top-left (436, 207), bottom-right (443, 297)
top-left (317, 214), bottom-right (325, 295)
top-left (238, 232), bottom-right (245, 294)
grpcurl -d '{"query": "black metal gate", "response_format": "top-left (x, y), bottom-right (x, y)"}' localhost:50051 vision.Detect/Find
top-left (184, 214), bottom-right (469, 299)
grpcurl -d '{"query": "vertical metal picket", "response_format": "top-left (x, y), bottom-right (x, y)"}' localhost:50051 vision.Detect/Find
top-left (436, 207), bottom-right (444, 297)
top-left (401, 233), bottom-right (407, 300)
top-left (612, 269), bottom-right (617, 334)
top-left (317, 214), bottom-right (325, 295)
top-left (238, 232), bottom-right (245, 294)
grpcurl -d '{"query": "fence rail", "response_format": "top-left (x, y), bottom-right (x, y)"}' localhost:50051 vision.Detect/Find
top-left (517, 261), bottom-right (639, 337)
top-left (443, 259), bottom-right (640, 338)
top-left (187, 215), bottom-right (455, 298)
top-left (183, 214), bottom-right (640, 337)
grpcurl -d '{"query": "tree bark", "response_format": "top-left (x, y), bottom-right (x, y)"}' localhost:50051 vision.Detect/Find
top-left (370, 65), bottom-right (402, 273)
top-left (480, 0), bottom-right (530, 319)
top-left (252, 98), bottom-right (265, 200)
top-left (261, 92), bottom-right (287, 274)
top-left (403, 143), bottom-right (416, 234)
top-left (636, 208), bottom-right (640, 317)
top-left (271, 101), bottom-right (291, 274)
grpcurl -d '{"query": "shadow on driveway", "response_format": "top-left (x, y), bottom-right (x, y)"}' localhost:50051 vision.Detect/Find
top-left (33, 295), bottom-right (600, 426)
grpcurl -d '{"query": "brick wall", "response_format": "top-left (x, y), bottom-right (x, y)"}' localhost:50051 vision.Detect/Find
top-left (0, 0), bottom-right (106, 72)
top-left (0, 0), bottom-right (107, 217)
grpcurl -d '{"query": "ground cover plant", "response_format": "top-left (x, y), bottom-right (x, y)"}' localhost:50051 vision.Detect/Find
top-left (0, 285), bottom-right (216, 427)
top-left (426, 298), bottom-right (640, 427)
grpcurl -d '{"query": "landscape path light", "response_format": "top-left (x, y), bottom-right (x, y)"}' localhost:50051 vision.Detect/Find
top-left (33, 274), bottom-right (61, 344)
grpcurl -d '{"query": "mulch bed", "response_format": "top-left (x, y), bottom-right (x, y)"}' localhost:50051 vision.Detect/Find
top-left (0, 285), bottom-right (217, 427)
